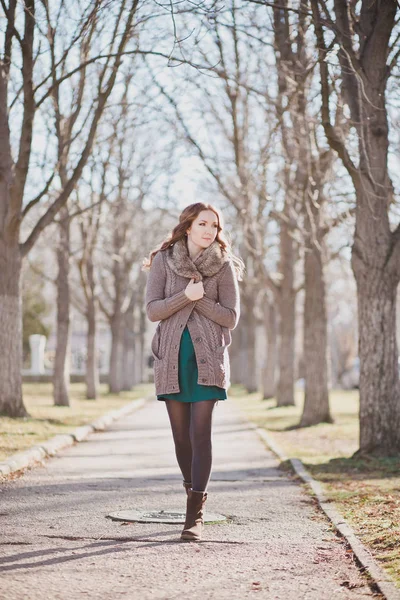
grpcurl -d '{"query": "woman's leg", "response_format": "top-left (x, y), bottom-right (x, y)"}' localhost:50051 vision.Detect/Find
top-left (190, 400), bottom-right (217, 491)
top-left (165, 400), bottom-right (192, 484)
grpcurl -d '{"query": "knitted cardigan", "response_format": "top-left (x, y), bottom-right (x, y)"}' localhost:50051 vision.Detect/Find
top-left (145, 238), bottom-right (240, 396)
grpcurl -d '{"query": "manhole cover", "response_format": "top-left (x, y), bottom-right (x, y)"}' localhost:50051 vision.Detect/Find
top-left (107, 509), bottom-right (227, 524)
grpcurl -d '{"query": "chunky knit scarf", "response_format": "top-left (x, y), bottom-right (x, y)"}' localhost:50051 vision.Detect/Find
top-left (166, 238), bottom-right (230, 282)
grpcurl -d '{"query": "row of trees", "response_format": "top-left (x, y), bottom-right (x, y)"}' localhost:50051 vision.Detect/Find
top-left (149, 0), bottom-right (400, 455)
top-left (0, 0), bottom-right (200, 410)
top-left (1, 0), bottom-right (399, 456)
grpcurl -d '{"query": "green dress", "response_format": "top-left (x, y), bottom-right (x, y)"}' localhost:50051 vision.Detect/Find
top-left (157, 326), bottom-right (227, 403)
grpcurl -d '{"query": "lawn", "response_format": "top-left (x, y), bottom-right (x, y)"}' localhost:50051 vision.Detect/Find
top-left (231, 385), bottom-right (400, 588)
top-left (0, 382), bottom-right (154, 462)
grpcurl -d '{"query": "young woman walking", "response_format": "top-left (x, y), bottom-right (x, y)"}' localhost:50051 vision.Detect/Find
top-left (143, 202), bottom-right (243, 541)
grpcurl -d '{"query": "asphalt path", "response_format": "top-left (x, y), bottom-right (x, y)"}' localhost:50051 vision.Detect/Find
top-left (0, 398), bottom-right (378, 599)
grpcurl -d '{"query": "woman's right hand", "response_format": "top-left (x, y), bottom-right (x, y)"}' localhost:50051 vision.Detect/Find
top-left (184, 278), bottom-right (204, 301)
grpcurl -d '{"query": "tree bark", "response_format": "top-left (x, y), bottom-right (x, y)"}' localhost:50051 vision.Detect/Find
top-left (85, 299), bottom-right (98, 400)
top-left (300, 238), bottom-right (332, 426)
top-left (0, 241), bottom-right (27, 416)
top-left (84, 254), bottom-right (98, 400)
top-left (0, 32), bottom-right (28, 417)
top-left (276, 221), bottom-right (296, 406)
top-left (351, 20), bottom-right (400, 453)
top-left (53, 210), bottom-right (70, 406)
top-left (355, 274), bottom-right (400, 454)
top-left (262, 299), bottom-right (277, 399)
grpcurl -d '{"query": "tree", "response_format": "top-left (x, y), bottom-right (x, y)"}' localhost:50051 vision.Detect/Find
top-left (75, 177), bottom-right (108, 400)
top-left (311, 0), bottom-right (400, 454)
top-left (95, 96), bottom-right (175, 393)
top-left (0, 0), bottom-right (140, 416)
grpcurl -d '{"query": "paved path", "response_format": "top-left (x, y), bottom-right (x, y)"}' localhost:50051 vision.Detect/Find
top-left (0, 399), bottom-right (378, 599)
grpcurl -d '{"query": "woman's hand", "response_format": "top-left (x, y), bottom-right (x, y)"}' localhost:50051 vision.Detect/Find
top-left (184, 278), bottom-right (204, 301)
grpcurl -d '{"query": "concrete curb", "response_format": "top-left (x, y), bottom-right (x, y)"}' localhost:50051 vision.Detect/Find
top-left (254, 426), bottom-right (400, 600)
top-left (0, 397), bottom-right (147, 481)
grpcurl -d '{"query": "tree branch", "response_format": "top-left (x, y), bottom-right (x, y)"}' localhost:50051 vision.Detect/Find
top-left (35, 50), bottom-right (213, 109)
top-left (20, 0), bottom-right (140, 257)
top-left (310, 0), bottom-right (361, 191)
top-left (7, 0), bottom-right (36, 235)
top-left (22, 171), bottom-right (56, 219)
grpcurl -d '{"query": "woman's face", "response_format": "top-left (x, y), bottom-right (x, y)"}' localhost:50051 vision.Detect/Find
top-left (186, 210), bottom-right (219, 249)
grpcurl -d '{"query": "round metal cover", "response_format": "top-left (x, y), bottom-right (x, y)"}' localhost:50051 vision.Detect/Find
top-left (107, 509), bottom-right (227, 524)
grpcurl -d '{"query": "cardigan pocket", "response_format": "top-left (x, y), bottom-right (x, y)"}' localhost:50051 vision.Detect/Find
top-left (214, 344), bottom-right (227, 357)
top-left (214, 327), bottom-right (232, 355)
top-left (209, 323), bottom-right (232, 352)
top-left (151, 324), bottom-right (162, 359)
top-left (214, 348), bottom-right (230, 387)
top-left (222, 326), bottom-right (232, 347)
top-left (153, 357), bottom-right (162, 391)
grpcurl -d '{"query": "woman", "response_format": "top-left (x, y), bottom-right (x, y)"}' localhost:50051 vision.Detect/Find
top-left (143, 202), bottom-right (243, 541)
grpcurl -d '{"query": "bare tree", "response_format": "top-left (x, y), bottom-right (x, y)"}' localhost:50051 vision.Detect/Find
top-left (46, 2), bottom-right (100, 407)
top-left (120, 269), bottom-right (147, 390)
top-left (0, 0), bottom-right (140, 416)
top-left (96, 100), bottom-right (174, 392)
top-left (150, 2), bottom-right (279, 395)
top-left (272, 0), bottom-right (346, 422)
top-left (75, 175), bottom-right (108, 400)
top-left (311, 0), bottom-right (400, 454)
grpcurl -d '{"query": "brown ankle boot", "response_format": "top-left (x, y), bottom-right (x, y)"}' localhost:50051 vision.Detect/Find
top-left (183, 481), bottom-right (192, 495)
top-left (181, 490), bottom-right (208, 541)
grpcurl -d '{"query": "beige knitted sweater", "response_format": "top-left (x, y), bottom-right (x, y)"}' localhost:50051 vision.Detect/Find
top-left (145, 238), bottom-right (240, 396)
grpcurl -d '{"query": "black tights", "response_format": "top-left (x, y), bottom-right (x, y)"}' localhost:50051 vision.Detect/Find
top-left (165, 399), bottom-right (216, 492)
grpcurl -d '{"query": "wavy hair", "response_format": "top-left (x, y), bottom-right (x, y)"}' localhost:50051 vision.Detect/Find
top-left (142, 202), bottom-right (245, 280)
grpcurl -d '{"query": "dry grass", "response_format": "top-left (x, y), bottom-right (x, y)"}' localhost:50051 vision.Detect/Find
top-left (0, 382), bottom-right (154, 462)
top-left (231, 385), bottom-right (400, 588)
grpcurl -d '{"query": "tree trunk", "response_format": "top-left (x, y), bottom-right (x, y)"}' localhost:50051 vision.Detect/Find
top-left (300, 240), bottom-right (332, 426)
top-left (0, 65), bottom-right (28, 417)
top-left (241, 291), bottom-right (258, 393)
top-left (312, 0), bottom-right (400, 455)
top-left (0, 242), bottom-right (28, 417)
top-left (262, 299), bottom-right (277, 399)
top-left (135, 333), bottom-right (142, 385)
top-left (355, 274), bottom-right (400, 454)
top-left (84, 255), bottom-right (98, 400)
top-left (351, 31), bottom-right (400, 453)
top-left (122, 308), bottom-right (135, 391)
top-left (137, 304), bottom-right (146, 385)
top-left (53, 212), bottom-right (70, 406)
top-left (109, 313), bottom-right (123, 394)
top-left (276, 222), bottom-right (296, 406)
top-left (229, 321), bottom-right (245, 385)
top-left (85, 300), bottom-right (98, 400)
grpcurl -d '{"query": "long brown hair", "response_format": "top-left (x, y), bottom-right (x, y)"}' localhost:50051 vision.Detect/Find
top-left (142, 202), bottom-right (245, 280)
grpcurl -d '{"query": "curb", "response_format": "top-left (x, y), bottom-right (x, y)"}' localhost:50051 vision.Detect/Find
top-left (0, 397), bottom-right (148, 481)
top-left (254, 426), bottom-right (400, 600)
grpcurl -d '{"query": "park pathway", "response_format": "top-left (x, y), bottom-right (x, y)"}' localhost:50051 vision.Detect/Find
top-left (0, 399), bottom-right (377, 600)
